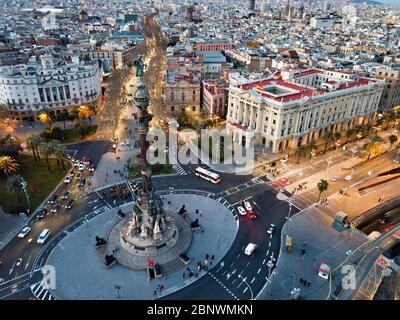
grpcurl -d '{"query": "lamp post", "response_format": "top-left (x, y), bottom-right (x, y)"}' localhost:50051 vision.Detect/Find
top-left (20, 178), bottom-right (30, 208)
top-left (238, 274), bottom-right (254, 300)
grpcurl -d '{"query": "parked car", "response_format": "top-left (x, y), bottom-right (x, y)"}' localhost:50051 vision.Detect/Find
top-left (61, 191), bottom-right (70, 200)
top-left (267, 224), bottom-right (276, 235)
top-left (64, 175), bottom-right (73, 184)
top-left (120, 140), bottom-right (130, 147)
top-left (331, 175), bottom-right (339, 182)
top-left (247, 212), bottom-right (257, 220)
top-left (244, 201), bottom-right (252, 212)
top-left (244, 243), bottom-right (257, 256)
top-left (237, 206), bottom-right (247, 216)
top-left (18, 226), bottom-right (31, 238)
top-left (37, 229), bottom-right (51, 244)
top-left (65, 199), bottom-right (74, 210)
top-left (344, 175), bottom-right (353, 181)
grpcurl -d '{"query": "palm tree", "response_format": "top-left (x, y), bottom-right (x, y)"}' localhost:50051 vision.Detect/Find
top-left (323, 131), bottom-right (335, 154)
top-left (384, 110), bottom-right (397, 130)
top-left (0, 134), bottom-right (22, 158)
top-left (388, 134), bottom-right (398, 149)
top-left (345, 128), bottom-right (355, 144)
top-left (38, 112), bottom-right (53, 127)
top-left (295, 145), bottom-right (308, 164)
top-left (53, 140), bottom-right (67, 170)
top-left (317, 179), bottom-right (329, 202)
top-left (363, 135), bottom-right (384, 160)
top-left (38, 141), bottom-right (56, 171)
top-left (56, 110), bottom-right (70, 130)
top-left (6, 174), bottom-right (24, 202)
top-left (26, 135), bottom-right (42, 162)
top-left (364, 123), bottom-right (373, 137)
top-left (0, 156), bottom-right (20, 176)
top-left (77, 105), bottom-right (96, 125)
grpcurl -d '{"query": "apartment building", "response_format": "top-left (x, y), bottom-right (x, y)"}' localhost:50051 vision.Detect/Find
top-left (375, 66), bottom-right (400, 111)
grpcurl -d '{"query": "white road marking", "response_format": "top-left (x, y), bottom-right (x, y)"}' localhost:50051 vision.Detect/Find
top-left (251, 277), bottom-right (256, 284)
top-left (257, 268), bottom-right (262, 274)
top-left (268, 241), bottom-right (271, 247)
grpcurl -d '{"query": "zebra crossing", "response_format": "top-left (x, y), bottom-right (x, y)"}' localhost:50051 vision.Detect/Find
top-left (31, 282), bottom-right (55, 300)
top-left (168, 147), bottom-right (187, 175)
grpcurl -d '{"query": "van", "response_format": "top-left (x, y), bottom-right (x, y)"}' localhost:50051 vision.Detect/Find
top-left (37, 229), bottom-right (51, 244)
top-left (244, 243), bottom-right (257, 256)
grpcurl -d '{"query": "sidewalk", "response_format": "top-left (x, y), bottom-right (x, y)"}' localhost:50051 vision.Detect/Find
top-left (257, 205), bottom-right (369, 300)
top-left (91, 149), bottom-right (139, 188)
top-left (258, 166), bottom-right (400, 300)
top-left (0, 207), bottom-right (28, 250)
top-left (47, 193), bottom-right (238, 300)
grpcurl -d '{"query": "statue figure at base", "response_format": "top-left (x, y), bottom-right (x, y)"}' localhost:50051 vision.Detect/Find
top-left (140, 224), bottom-right (149, 238)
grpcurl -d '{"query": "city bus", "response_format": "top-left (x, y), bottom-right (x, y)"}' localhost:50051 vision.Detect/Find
top-left (195, 167), bottom-right (221, 184)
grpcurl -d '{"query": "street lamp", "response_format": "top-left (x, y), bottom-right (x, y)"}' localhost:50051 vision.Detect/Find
top-left (238, 274), bottom-right (254, 300)
top-left (20, 178), bottom-right (30, 208)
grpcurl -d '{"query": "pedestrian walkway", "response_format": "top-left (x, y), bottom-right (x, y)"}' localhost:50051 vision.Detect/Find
top-left (31, 282), bottom-right (55, 301)
top-left (168, 145), bottom-right (187, 176)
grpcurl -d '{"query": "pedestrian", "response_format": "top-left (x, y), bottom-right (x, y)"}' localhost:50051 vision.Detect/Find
top-left (206, 254), bottom-right (209, 260)
top-left (154, 290), bottom-right (157, 297)
top-left (183, 272), bottom-right (186, 279)
top-left (211, 254), bottom-right (214, 260)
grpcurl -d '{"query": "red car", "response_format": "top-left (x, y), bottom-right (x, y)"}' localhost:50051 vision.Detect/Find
top-left (247, 212), bottom-right (257, 220)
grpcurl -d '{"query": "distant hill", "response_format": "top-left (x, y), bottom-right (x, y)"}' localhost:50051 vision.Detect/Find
top-left (352, 0), bottom-right (383, 5)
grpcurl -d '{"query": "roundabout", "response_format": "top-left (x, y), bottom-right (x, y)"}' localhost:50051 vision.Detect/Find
top-left (44, 192), bottom-right (238, 300)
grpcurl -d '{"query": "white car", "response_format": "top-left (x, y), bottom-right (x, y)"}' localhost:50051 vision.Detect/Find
top-left (78, 163), bottom-right (85, 171)
top-left (73, 160), bottom-right (80, 167)
top-left (244, 243), bottom-right (257, 256)
top-left (120, 140), bottom-right (130, 147)
top-left (37, 229), bottom-right (51, 244)
top-left (237, 206), bottom-right (247, 216)
top-left (331, 175), bottom-right (339, 182)
top-left (244, 201), bottom-right (252, 212)
top-left (18, 226), bottom-right (31, 238)
top-left (344, 175), bottom-right (353, 181)
top-left (64, 175), bottom-right (73, 184)
top-left (267, 224), bottom-right (276, 235)
top-left (267, 260), bottom-right (274, 268)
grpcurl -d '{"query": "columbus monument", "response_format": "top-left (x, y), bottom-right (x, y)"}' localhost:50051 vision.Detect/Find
top-left (107, 56), bottom-right (192, 271)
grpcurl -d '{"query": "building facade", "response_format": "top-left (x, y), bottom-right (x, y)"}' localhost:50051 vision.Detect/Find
top-left (226, 69), bottom-right (385, 153)
top-left (202, 80), bottom-right (228, 117)
top-left (375, 66), bottom-right (400, 111)
top-left (0, 54), bottom-right (101, 120)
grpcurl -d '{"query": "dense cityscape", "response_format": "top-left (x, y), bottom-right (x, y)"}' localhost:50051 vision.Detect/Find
top-left (0, 0), bottom-right (399, 308)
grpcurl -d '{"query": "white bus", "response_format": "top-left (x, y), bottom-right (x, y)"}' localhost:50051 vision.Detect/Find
top-left (195, 167), bottom-right (221, 184)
